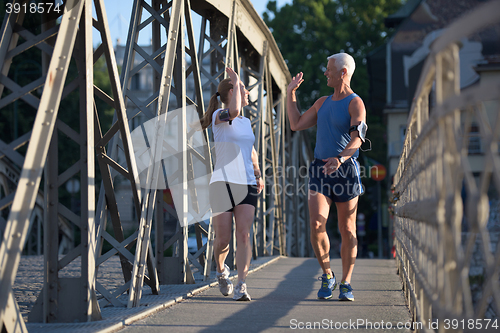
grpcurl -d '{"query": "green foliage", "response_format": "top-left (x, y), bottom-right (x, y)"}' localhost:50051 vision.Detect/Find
top-left (93, 56), bottom-right (116, 131)
top-left (264, 0), bottom-right (403, 104)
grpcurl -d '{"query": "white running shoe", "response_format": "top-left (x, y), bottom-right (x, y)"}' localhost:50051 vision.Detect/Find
top-left (233, 281), bottom-right (251, 301)
top-left (217, 264), bottom-right (233, 296)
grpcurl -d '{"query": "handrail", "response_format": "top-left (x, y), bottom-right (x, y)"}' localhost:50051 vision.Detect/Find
top-left (392, 1), bottom-right (500, 330)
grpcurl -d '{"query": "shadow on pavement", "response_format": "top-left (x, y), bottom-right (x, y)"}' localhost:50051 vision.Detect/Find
top-left (199, 258), bottom-right (317, 332)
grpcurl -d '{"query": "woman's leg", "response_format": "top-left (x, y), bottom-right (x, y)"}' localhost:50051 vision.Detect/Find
top-left (233, 204), bottom-right (255, 283)
top-left (212, 212), bottom-right (233, 273)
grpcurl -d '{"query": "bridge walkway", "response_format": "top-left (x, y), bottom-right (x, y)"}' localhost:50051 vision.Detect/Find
top-left (118, 257), bottom-right (411, 333)
top-left (18, 257), bottom-right (411, 332)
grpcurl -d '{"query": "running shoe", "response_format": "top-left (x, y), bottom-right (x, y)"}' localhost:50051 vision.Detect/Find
top-left (338, 282), bottom-right (354, 301)
top-left (317, 273), bottom-right (336, 299)
top-left (217, 264), bottom-right (233, 296)
top-left (233, 281), bottom-right (251, 301)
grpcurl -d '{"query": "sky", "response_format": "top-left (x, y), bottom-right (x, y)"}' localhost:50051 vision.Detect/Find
top-left (94, 0), bottom-right (292, 47)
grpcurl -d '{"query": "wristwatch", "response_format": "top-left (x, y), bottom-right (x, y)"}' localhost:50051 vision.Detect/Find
top-left (336, 155), bottom-right (346, 164)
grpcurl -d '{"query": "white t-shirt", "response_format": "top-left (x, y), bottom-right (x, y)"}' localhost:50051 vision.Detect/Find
top-left (210, 108), bottom-right (257, 185)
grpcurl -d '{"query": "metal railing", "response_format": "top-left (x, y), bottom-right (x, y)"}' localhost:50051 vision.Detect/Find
top-left (392, 1), bottom-right (500, 331)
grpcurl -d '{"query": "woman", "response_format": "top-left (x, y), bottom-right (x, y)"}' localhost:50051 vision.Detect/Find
top-left (200, 67), bottom-right (263, 301)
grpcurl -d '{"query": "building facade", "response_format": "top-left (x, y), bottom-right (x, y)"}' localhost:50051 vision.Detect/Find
top-left (367, 0), bottom-right (500, 181)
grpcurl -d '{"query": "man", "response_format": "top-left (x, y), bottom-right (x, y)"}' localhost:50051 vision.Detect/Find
top-left (286, 53), bottom-right (365, 301)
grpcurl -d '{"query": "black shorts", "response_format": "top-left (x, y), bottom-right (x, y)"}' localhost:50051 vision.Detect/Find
top-left (209, 182), bottom-right (259, 214)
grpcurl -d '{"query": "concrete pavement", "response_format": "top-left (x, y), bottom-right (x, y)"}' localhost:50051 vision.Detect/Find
top-left (118, 257), bottom-right (412, 333)
top-left (21, 256), bottom-right (279, 333)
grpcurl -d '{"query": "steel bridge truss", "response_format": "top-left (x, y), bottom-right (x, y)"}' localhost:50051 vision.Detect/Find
top-left (0, 0), bottom-right (312, 329)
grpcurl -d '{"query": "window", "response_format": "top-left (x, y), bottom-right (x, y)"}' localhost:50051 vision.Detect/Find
top-left (468, 123), bottom-right (482, 154)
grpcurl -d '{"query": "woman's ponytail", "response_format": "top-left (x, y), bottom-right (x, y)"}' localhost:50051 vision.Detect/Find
top-left (198, 78), bottom-right (233, 130)
top-left (199, 93), bottom-right (220, 130)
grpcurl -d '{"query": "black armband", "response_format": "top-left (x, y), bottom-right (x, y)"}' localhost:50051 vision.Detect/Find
top-left (219, 108), bottom-right (232, 125)
top-left (349, 121), bottom-right (372, 152)
top-left (349, 121), bottom-right (368, 142)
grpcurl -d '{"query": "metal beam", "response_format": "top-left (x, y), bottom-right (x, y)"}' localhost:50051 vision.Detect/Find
top-left (0, 0), bottom-right (87, 326)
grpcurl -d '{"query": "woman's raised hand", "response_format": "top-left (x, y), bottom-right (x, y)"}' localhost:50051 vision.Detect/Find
top-left (226, 67), bottom-right (239, 84)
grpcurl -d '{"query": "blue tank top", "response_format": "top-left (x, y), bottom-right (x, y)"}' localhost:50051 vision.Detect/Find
top-left (314, 93), bottom-right (359, 160)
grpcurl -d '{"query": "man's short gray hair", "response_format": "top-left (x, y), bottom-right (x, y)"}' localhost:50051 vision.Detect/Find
top-left (327, 53), bottom-right (355, 77)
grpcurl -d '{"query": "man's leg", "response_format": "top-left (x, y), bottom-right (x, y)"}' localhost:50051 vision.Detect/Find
top-left (309, 190), bottom-right (337, 299)
top-left (335, 196), bottom-right (358, 283)
top-left (308, 190), bottom-right (333, 276)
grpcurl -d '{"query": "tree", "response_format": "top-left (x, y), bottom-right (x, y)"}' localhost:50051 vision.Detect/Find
top-left (263, 0), bottom-right (404, 106)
